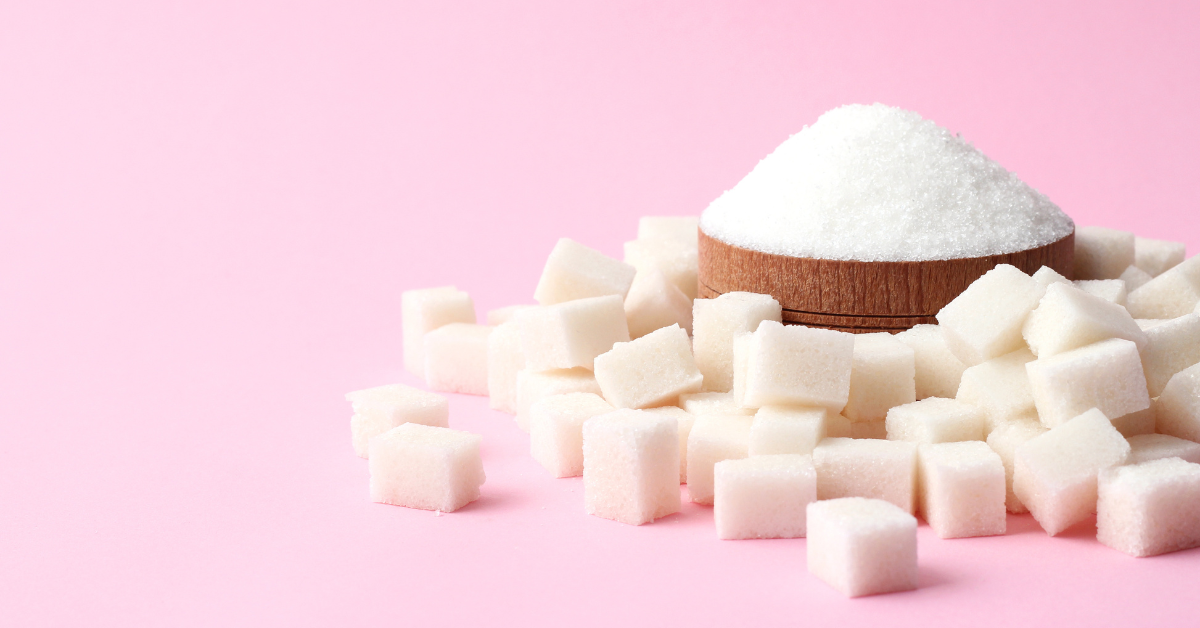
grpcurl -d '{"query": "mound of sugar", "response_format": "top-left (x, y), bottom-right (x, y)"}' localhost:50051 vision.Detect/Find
top-left (700, 104), bottom-right (1073, 262)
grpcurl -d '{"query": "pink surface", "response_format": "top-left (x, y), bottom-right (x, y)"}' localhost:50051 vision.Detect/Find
top-left (2, 1), bottom-right (1199, 625)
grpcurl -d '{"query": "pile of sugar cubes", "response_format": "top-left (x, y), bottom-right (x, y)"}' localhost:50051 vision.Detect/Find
top-left (348, 218), bottom-right (1200, 597)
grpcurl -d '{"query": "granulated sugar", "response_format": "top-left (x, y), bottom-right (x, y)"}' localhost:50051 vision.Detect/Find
top-left (700, 104), bottom-right (1074, 262)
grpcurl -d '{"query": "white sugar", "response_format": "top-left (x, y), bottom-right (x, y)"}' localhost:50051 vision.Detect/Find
top-left (700, 104), bottom-right (1074, 262)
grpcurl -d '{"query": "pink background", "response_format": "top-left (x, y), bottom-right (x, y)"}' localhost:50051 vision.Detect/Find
top-left (2, 1), bottom-right (1199, 625)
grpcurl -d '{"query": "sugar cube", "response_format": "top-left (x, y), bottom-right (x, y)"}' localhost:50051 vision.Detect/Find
top-left (1140, 313), bottom-right (1200, 397)
top-left (1156, 363), bottom-right (1200, 443)
top-left (714, 454), bottom-right (817, 539)
top-left (1126, 256), bottom-right (1200, 319)
top-left (534, 238), bottom-right (636, 306)
top-left (692, 292), bottom-right (782, 392)
top-left (423, 323), bottom-right (493, 396)
top-left (813, 438), bottom-right (918, 513)
top-left (1134, 236), bottom-right (1186, 277)
top-left (1126, 434), bottom-right (1200, 465)
top-left (843, 333), bottom-right (916, 423)
top-left (679, 391), bottom-right (754, 416)
top-left (1119, 264), bottom-right (1154, 292)
top-left (1136, 319), bottom-right (1170, 330)
top-left (515, 368), bottom-right (602, 432)
top-left (368, 423), bottom-right (484, 512)
top-left (748, 405), bottom-right (828, 455)
top-left (1111, 403), bottom-right (1157, 438)
top-left (827, 412), bottom-right (853, 438)
top-left (1022, 282), bottom-right (1146, 358)
top-left (486, 304), bottom-right (534, 326)
top-left (895, 324), bottom-right (967, 399)
top-left (402, 286), bottom-right (476, 378)
top-left (517, 296), bottom-right (630, 371)
top-left (686, 415), bottom-right (754, 505)
top-left (850, 420), bottom-right (888, 440)
top-left (986, 418), bottom-right (1048, 513)
top-left (955, 348), bottom-right (1036, 432)
top-left (1075, 226), bottom-right (1135, 280)
top-left (738, 320), bottom-right (855, 411)
top-left (347, 384), bottom-right (449, 458)
top-left (1032, 266), bottom-right (1072, 290)
top-left (486, 322), bottom-right (525, 414)
top-left (1097, 458), bottom-right (1200, 557)
top-left (583, 409), bottom-right (680, 525)
top-left (806, 498), bottom-right (918, 598)
top-left (530, 393), bottom-right (615, 478)
top-left (1073, 279), bottom-right (1128, 306)
top-left (937, 264), bottom-right (1043, 366)
top-left (918, 441), bottom-right (1007, 539)
top-left (645, 405), bottom-right (695, 482)
top-left (624, 238), bottom-right (699, 300)
top-left (594, 324), bottom-right (703, 409)
top-left (638, 216), bottom-right (699, 248)
top-left (1026, 338), bottom-right (1151, 429)
top-left (885, 397), bottom-right (986, 444)
top-left (623, 268), bottom-right (693, 339)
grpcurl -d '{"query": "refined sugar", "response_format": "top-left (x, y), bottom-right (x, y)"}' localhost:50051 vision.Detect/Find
top-left (739, 320), bottom-right (855, 411)
top-left (534, 238), bottom-right (637, 305)
top-left (885, 397), bottom-right (986, 444)
top-left (645, 406), bottom-right (695, 482)
top-left (1119, 265), bottom-right (1154, 292)
top-left (827, 412), bottom-right (853, 438)
top-left (1013, 408), bottom-right (1131, 535)
top-left (1026, 338), bottom-right (1151, 429)
top-left (1136, 319), bottom-right (1170, 330)
top-left (347, 384), bottom-right (449, 458)
top-left (1156, 363), bottom-right (1200, 443)
top-left (515, 368), bottom-right (603, 432)
top-left (814, 438), bottom-right (918, 513)
top-left (486, 304), bottom-right (534, 326)
top-left (594, 324), bottom-right (703, 409)
top-left (1032, 266), bottom-right (1072, 290)
top-left (955, 348), bottom-right (1036, 432)
top-left (487, 322), bottom-right (525, 414)
top-left (1075, 226), bottom-right (1135, 280)
top-left (368, 423), bottom-right (485, 512)
top-left (986, 418), bottom-right (1048, 513)
top-left (679, 391), bottom-right (754, 416)
top-left (624, 238), bottom-right (699, 300)
top-left (638, 216), bottom-right (699, 248)
top-left (1140, 313), bottom-right (1200, 397)
top-left (402, 286), bottom-right (476, 378)
top-left (748, 405), bottom-right (828, 455)
top-left (1126, 434), bottom-right (1200, 465)
top-left (583, 409), bottom-right (680, 525)
top-left (423, 323), bottom-right (493, 396)
top-left (686, 415), bottom-right (754, 504)
top-left (1022, 283), bottom-right (1146, 358)
top-left (623, 268), bottom-right (693, 338)
top-left (1126, 256), bottom-right (1200, 319)
top-left (1135, 236), bottom-right (1186, 277)
top-left (937, 264), bottom-right (1043, 366)
top-left (517, 295), bottom-right (630, 371)
top-left (1073, 279), bottom-right (1128, 306)
top-left (918, 441), bottom-right (1007, 539)
top-left (895, 324), bottom-right (967, 399)
top-left (1111, 403), bottom-right (1156, 438)
top-left (1097, 458), bottom-right (1200, 557)
top-left (714, 454), bottom-right (817, 539)
top-left (850, 420), bottom-right (887, 440)
top-left (529, 393), bottom-right (615, 478)
top-left (693, 292), bottom-right (782, 392)
top-left (843, 333), bottom-right (916, 423)
top-left (806, 498), bottom-right (918, 598)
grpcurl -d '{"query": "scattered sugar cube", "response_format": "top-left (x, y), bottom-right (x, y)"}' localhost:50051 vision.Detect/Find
top-left (843, 333), bottom-right (916, 423)
top-left (1013, 408), bottom-right (1131, 535)
top-left (517, 295), bottom-right (630, 371)
top-left (986, 418), bottom-right (1048, 513)
top-left (850, 420), bottom-right (887, 440)
top-left (638, 216), bottom-right (699, 248)
top-left (624, 268), bottom-right (693, 338)
top-left (515, 368), bottom-right (602, 432)
top-left (748, 405), bottom-right (828, 455)
top-left (486, 304), bottom-right (534, 326)
top-left (1126, 256), bottom-right (1200, 319)
top-left (1156, 363), bottom-right (1200, 443)
top-left (714, 454), bottom-right (817, 539)
top-left (486, 322), bottom-right (525, 414)
top-left (1119, 264), bottom-right (1155, 292)
top-left (1126, 434), bottom-right (1200, 465)
top-left (739, 320), bottom-right (855, 411)
top-left (885, 397), bottom-right (986, 444)
top-left (624, 238), bottom-right (700, 300)
top-left (686, 415), bottom-right (754, 505)
top-left (594, 324), bottom-right (703, 409)
top-left (1022, 282), bottom-right (1146, 358)
top-left (530, 393), bottom-right (615, 478)
top-left (1026, 338), bottom-right (1151, 429)
top-left (1074, 226), bottom-right (1135, 280)
top-left (583, 409), bottom-right (680, 525)
top-left (937, 264), bottom-right (1043, 366)
top-left (679, 391), bottom-right (754, 416)
top-left (402, 286), bottom-right (476, 378)
top-left (895, 324), bottom-right (967, 399)
top-left (814, 438), bottom-right (918, 513)
top-left (806, 498), bottom-right (918, 598)
top-left (1073, 279), bottom-right (1128, 306)
top-left (368, 423), bottom-right (484, 512)
top-left (534, 238), bottom-right (637, 306)
top-left (955, 348), bottom-right (1036, 432)
top-left (645, 406), bottom-right (695, 482)
top-left (1134, 236), bottom-right (1186, 277)
top-left (423, 323), bottom-right (493, 396)
top-left (1140, 313), bottom-right (1200, 397)
top-left (1111, 403), bottom-right (1157, 438)
top-left (347, 384), bottom-right (449, 458)
top-left (918, 441), bottom-right (1006, 539)
top-left (692, 292), bottom-right (782, 392)
top-left (1032, 265), bottom-right (1072, 290)
top-left (1097, 458), bottom-right (1200, 557)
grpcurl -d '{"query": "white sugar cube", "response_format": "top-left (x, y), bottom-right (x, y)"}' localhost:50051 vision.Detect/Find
top-left (955, 348), bottom-right (1036, 432)
top-left (486, 322), bottom-right (525, 414)
top-left (986, 418), bottom-right (1048, 513)
top-left (843, 333), bottom-right (916, 423)
top-left (1073, 279), bottom-right (1128, 306)
top-left (368, 423), bottom-right (484, 512)
top-left (623, 268), bottom-right (693, 339)
top-left (918, 441), bottom-right (1006, 539)
top-left (645, 406), bottom-right (695, 482)
top-left (624, 238), bottom-right (699, 300)
top-left (1126, 434), bottom-right (1200, 465)
top-left (534, 238), bottom-right (637, 306)
top-left (347, 384), bottom-right (449, 458)
top-left (679, 391), bottom-right (754, 416)
top-left (1119, 265), bottom-right (1154, 292)
top-left (827, 412), bottom-right (853, 438)
top-left (1022, 282), bottom-right (1146, 358)
top-left (686, 415), bottom-right (754, 505)
top-left (1013, 408), bottom-right (1131, 535)
top-left (1126, 256), bottom-right (1200, 319)
top-left (402, 286), bottom-right (476, 378)
top-left (1156, 363), bottom-right (1200, 443)
top-left (424, 323), bottom-right (493, 396)
top-left (738, 321), bottom-right (855, 411)
top-left (1136, 319), bottom-right (1170, 330)
top-left (486, 304), bottom-right (534, 326)
top-left (814, 438), bottom-right (918, 513)
top-left (806, 498), bottom-right (918, 598)
top-left (529, 393), bottom-right (615, 478)
top-left (1075, 226), bottom-right (1135, 280)
top-left (693, 292), bottom-right (782, 392)
top-left (850, 420), bottom-right (888, 440)
top-left (1098, 458), bottom-right (1200, 557)
top-left (1111, 403), bottom-right (1157, 438)
top-left (895, 324), bottom-right (967, 399)
top-left (517, 295), bottom-right (630, 371)
top-left (1026, 338), bottom-right (1151, 429)
top-left (583, 409), bottom-right (680, 525)
top-left (638, 216), bottom-right (699, 248)
top-left (714, 454), bottom-right (817, 540)
top-left (748, 405), bottom-right (828, 455)
top-left (937, 264), bottom-right (1043, 366)
top-left (1032, 265), bottom-right (1072, 289)
top-left (1135, 236), bottom-right (1186, 277)
top-left (1140, 313), bottom-right (1200, 397)
top-left (885, 397), bottom-right (986, 444)
top-left (594, 324), bottom-right (703, 409)
top-left (515, 368), bottom-right (603, 432)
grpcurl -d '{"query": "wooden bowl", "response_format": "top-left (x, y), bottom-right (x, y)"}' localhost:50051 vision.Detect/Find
top-left (698, 228), bottom-right (1075, 333)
